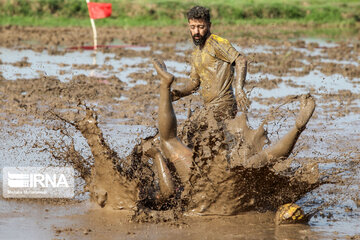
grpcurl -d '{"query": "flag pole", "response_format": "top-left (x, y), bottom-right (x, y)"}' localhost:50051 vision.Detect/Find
top-left (86, 0), bottom-right (97, 51)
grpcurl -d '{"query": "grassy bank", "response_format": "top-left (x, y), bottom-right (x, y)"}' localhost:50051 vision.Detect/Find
top-left (0, 0), bottom-right (359, 36)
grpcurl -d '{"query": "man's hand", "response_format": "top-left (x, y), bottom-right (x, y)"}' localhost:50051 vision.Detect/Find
top-left (169, 79), bottom-right (200, 102)
top-left (171, 89), bottom-right (182, 101)
top-left (236, 89), bottom-right (250, 112)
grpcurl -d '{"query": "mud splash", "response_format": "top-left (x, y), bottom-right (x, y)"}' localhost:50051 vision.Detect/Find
top-left (51, 97), bottom-right (319, 220)
top-left (180, 110), bottom-right (319, 216)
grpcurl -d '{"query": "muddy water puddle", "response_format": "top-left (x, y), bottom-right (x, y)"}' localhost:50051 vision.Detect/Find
top-left (0, 38), bottom-right (359, 239)
top-left (0, 48), bottom-right (150, 88)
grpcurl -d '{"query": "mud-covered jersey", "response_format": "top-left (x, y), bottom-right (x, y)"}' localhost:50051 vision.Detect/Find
top-left (190, 34), bottom-right (240, 108)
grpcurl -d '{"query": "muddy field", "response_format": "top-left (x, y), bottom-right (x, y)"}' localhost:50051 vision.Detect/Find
top-left (0, 25), bottom-right (359, 239)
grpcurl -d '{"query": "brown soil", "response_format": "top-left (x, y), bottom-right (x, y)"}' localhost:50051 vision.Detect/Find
top-left (0, 26), bottom-right (359, 239)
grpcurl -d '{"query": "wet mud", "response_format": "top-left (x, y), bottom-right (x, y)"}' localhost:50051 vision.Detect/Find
top-left (57, 98), bottom-right (319, 218)
top-left (179, 108), bottom-right (319, 216)
top-left (0, 26), bottom-right (359, 239)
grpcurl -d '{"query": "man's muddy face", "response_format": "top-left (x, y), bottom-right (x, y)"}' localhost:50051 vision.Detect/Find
top-left (188, 18), bottom-right (211, 46)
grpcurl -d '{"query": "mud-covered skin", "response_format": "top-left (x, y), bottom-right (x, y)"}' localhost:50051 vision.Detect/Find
top-left (153, 58), bottom-right (194, 184)
top-left (152, 59), bottom-right (319, 215)
top-left (67, 59), bottom-right (318, 216)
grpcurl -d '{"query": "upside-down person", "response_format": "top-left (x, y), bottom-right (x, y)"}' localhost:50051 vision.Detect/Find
top-left (151, 58), bottom-right (316, 201)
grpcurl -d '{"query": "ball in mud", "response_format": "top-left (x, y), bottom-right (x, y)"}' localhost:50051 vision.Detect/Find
top-left (275, 203), bottom-right (306, 225)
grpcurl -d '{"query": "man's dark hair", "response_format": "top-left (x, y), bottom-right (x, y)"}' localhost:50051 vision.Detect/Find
top-left (187, 6), bottom-right (211, 23)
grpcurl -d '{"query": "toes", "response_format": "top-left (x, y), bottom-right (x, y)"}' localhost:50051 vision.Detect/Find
top-left (300, 94), bottom-right (308, 107)
top-left (152, 58), bottom-right (167, 71)
top-left (95, 189), bottom-right (108, 208)
top-left (300, 94), bottom-right (315, 109)
top-left (296, 94), bottom-right (315, 130)
top-left (304, 95), bottom-right (315, 110)
top-left (151, 58), bottom-right (160, 70)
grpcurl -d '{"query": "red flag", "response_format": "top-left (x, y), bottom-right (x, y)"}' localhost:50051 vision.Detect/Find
top-left (87, 2), bottom-right (112, 19)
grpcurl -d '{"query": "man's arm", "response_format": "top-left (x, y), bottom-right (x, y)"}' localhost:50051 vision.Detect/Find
top-left (152, 58), bottom-right (199, 101)
top-left (171, 57), bottom-right (200, 101)
top-left (234, 55), bottom-right (249, 111)
top-left (171, 78), bottom-right (200, 101)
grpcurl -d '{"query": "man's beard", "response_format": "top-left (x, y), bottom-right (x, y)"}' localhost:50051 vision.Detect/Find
top-left (192, 31), bottom-right (209, 46)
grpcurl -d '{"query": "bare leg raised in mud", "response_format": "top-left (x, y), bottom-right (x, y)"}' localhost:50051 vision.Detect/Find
top-left (240, 94), bottom-right (316, 168)
top-left (152, 59), bottom-right (193, 185)
top-left (152, 58), bottom-right (315, 188)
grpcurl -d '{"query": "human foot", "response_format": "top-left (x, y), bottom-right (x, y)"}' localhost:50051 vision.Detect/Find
top-left (94, 187), bottom-right (108, 208)
top-left (295, 94), bottom-right (315, 131)
top-left (75, 108), bottom-right (101, 136)
top-left (152, 58), bottom-right (174, 87)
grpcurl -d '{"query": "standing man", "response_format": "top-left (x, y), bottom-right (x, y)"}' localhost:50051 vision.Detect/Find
top-left (171, 6), bottom-right (248, 120)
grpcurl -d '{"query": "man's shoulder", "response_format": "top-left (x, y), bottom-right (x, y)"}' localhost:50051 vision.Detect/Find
top-left (205, 34), bottom-right (239, 63)
top-left (207, 34), bottom-right (231, 47)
